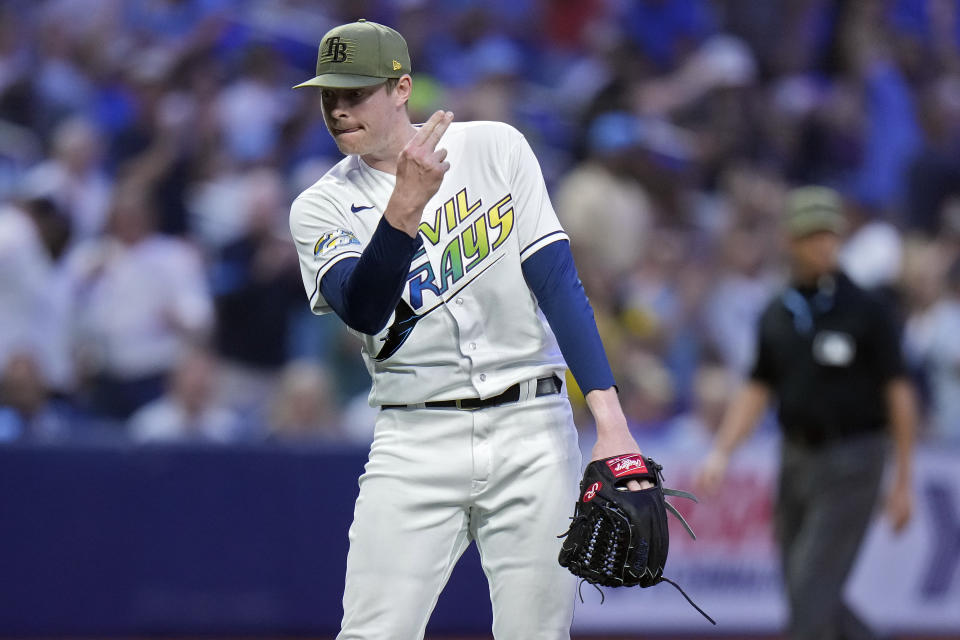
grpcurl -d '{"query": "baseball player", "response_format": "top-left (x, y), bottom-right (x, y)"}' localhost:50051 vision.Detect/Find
top-left (290, 20), bottom-right (647, 639)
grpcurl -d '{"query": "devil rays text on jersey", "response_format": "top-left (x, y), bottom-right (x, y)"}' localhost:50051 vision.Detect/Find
top-left (375, 187), bottom-right (514, 360)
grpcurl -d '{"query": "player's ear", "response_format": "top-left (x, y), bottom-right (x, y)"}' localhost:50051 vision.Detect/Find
top-left (394, 74), bottom-right (412, 107)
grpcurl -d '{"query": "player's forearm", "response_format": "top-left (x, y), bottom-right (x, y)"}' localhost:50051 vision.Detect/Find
top-left (521, 241), bottom-right (639, 456)
top-left (712, 381), bottom-right (770, 457)
top-left (886, 377), bottom-right (917, 489)
top-left (586, 386), bottom-right (645, 462)
top-left (320, 216), bottom-right (422, 334)
top-left (521, 240), bottom-right (616, 394)
top-left (585, 386), bottom-right (630, 438)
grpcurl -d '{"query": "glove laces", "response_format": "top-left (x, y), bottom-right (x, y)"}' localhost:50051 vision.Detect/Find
top-left (658, 575), bottom-right (716, 625)
top-left (572, 571), bottom-right (715, 625)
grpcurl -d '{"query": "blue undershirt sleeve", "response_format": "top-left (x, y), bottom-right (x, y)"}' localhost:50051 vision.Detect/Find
top-left (320, 216), bottom-right (423, 335)
top-left (521, 240), bottom-right (616, 394)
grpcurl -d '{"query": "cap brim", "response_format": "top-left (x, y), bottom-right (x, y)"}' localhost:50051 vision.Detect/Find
top-left (293, 74), bottom-right (388, 89)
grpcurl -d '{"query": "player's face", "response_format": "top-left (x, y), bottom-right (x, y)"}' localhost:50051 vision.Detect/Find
top-left (320, 82), bottom-right (401, 157)
top-left (788, 231), bottom-right (840, 281)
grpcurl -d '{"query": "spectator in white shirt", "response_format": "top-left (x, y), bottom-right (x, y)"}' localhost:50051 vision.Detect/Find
top-left (65, 183), bottom-right (213, 421)
top-left (905, 255), bottom-right (960, 441)
top-left (0, 198), bottom-right (71, 390)
top-left (267, 360), bottom-right (343, 444)
top-left (703, 222), bottom-right (779, 377)
top-left (129, 348), bottom-right (240, 443)
top-left (22, 116), bottom-right (111, 243)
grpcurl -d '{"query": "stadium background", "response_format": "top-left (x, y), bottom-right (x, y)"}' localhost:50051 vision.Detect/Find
top-left (0, 0), bottom-right (958, 637)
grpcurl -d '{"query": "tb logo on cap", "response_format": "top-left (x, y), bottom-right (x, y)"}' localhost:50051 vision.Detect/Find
top-left (324, 36), bottom-right (349, 63)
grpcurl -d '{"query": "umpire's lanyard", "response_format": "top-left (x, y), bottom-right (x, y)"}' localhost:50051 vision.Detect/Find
top-left (781, 274), bottom-right (836, 335)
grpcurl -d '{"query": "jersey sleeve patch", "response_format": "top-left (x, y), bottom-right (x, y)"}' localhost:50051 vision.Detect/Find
top-left (314, 229), bottom-right (361, 257)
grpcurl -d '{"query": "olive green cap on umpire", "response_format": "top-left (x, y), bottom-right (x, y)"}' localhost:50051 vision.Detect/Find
top-left (293, 19), bottom-right (411, 89)
top-left (784, 185), bottom-right (847, 238)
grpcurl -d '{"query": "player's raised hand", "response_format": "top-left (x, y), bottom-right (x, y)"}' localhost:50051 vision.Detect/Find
top-left (385, 110), bottom-right (454, 237)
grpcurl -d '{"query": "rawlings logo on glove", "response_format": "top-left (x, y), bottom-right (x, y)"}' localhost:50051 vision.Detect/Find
top-left (605, 453), bottom-right (649, 478)
top-left (558, 454), bottom-right (716, 625)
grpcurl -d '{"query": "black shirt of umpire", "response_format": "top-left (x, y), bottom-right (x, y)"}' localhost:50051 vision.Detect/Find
top-left (750, 270), bottom-right (905, 448)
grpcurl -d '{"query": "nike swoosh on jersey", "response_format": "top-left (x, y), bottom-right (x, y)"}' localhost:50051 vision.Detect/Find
top-left (351, 203), bottom-right (375, 213)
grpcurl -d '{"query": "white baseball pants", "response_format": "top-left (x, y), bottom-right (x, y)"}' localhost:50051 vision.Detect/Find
top-left (337, 382), bottom-right (582, 639)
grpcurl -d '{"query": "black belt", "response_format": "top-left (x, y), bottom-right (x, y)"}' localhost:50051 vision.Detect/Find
top-left (382, 375), bottom-right (562, 411)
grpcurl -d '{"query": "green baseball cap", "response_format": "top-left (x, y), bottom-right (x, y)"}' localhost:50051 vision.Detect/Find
top-left (293, 19), bottom-right (411, 89)
top-left (784, 186), bottom-right (846, 238)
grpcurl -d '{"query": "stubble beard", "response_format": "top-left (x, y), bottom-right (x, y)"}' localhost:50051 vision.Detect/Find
top-left (331, 130), bottom-right (365, 156)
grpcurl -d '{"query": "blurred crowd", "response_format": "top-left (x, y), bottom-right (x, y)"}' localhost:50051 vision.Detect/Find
top-left (1, 0), bottom-right (959, 447)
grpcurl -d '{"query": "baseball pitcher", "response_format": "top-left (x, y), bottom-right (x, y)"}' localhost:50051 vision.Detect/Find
top-left (290, 20), bottom-right (667, 639)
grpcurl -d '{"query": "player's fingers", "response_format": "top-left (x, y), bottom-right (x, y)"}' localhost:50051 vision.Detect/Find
top-left (624, 479), bottom-right (653, 491)
top-left (410, 110), bottom-right (446, 146)
top-left (432, 148), bottom-right (448, 164)
top-left (423, 111), bottom-right (453, 150)
top-left (438, 160), bottom-right (450, 173)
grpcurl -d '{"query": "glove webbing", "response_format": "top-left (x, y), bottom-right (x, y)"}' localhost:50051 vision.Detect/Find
top-left (558, 489), bottom-right (716, 625)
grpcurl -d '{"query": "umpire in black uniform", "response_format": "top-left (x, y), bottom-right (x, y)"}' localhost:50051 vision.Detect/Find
top-left (697, 186), bottom-right (916, 640)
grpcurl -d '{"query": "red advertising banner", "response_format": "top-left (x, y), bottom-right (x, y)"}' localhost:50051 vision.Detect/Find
top-left (572, 436), bottom-right (960, 635)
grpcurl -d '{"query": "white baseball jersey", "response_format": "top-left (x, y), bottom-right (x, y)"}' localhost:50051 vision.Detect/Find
top-left (290, 121), bottom-right (568, 405)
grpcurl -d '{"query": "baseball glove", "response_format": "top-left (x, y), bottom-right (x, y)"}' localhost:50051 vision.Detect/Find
top-left (558, 453), bottom-right (715, 624)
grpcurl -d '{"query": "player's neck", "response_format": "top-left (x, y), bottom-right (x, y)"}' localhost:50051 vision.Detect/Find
top-left (360, 122), bottom-right (418, 175)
